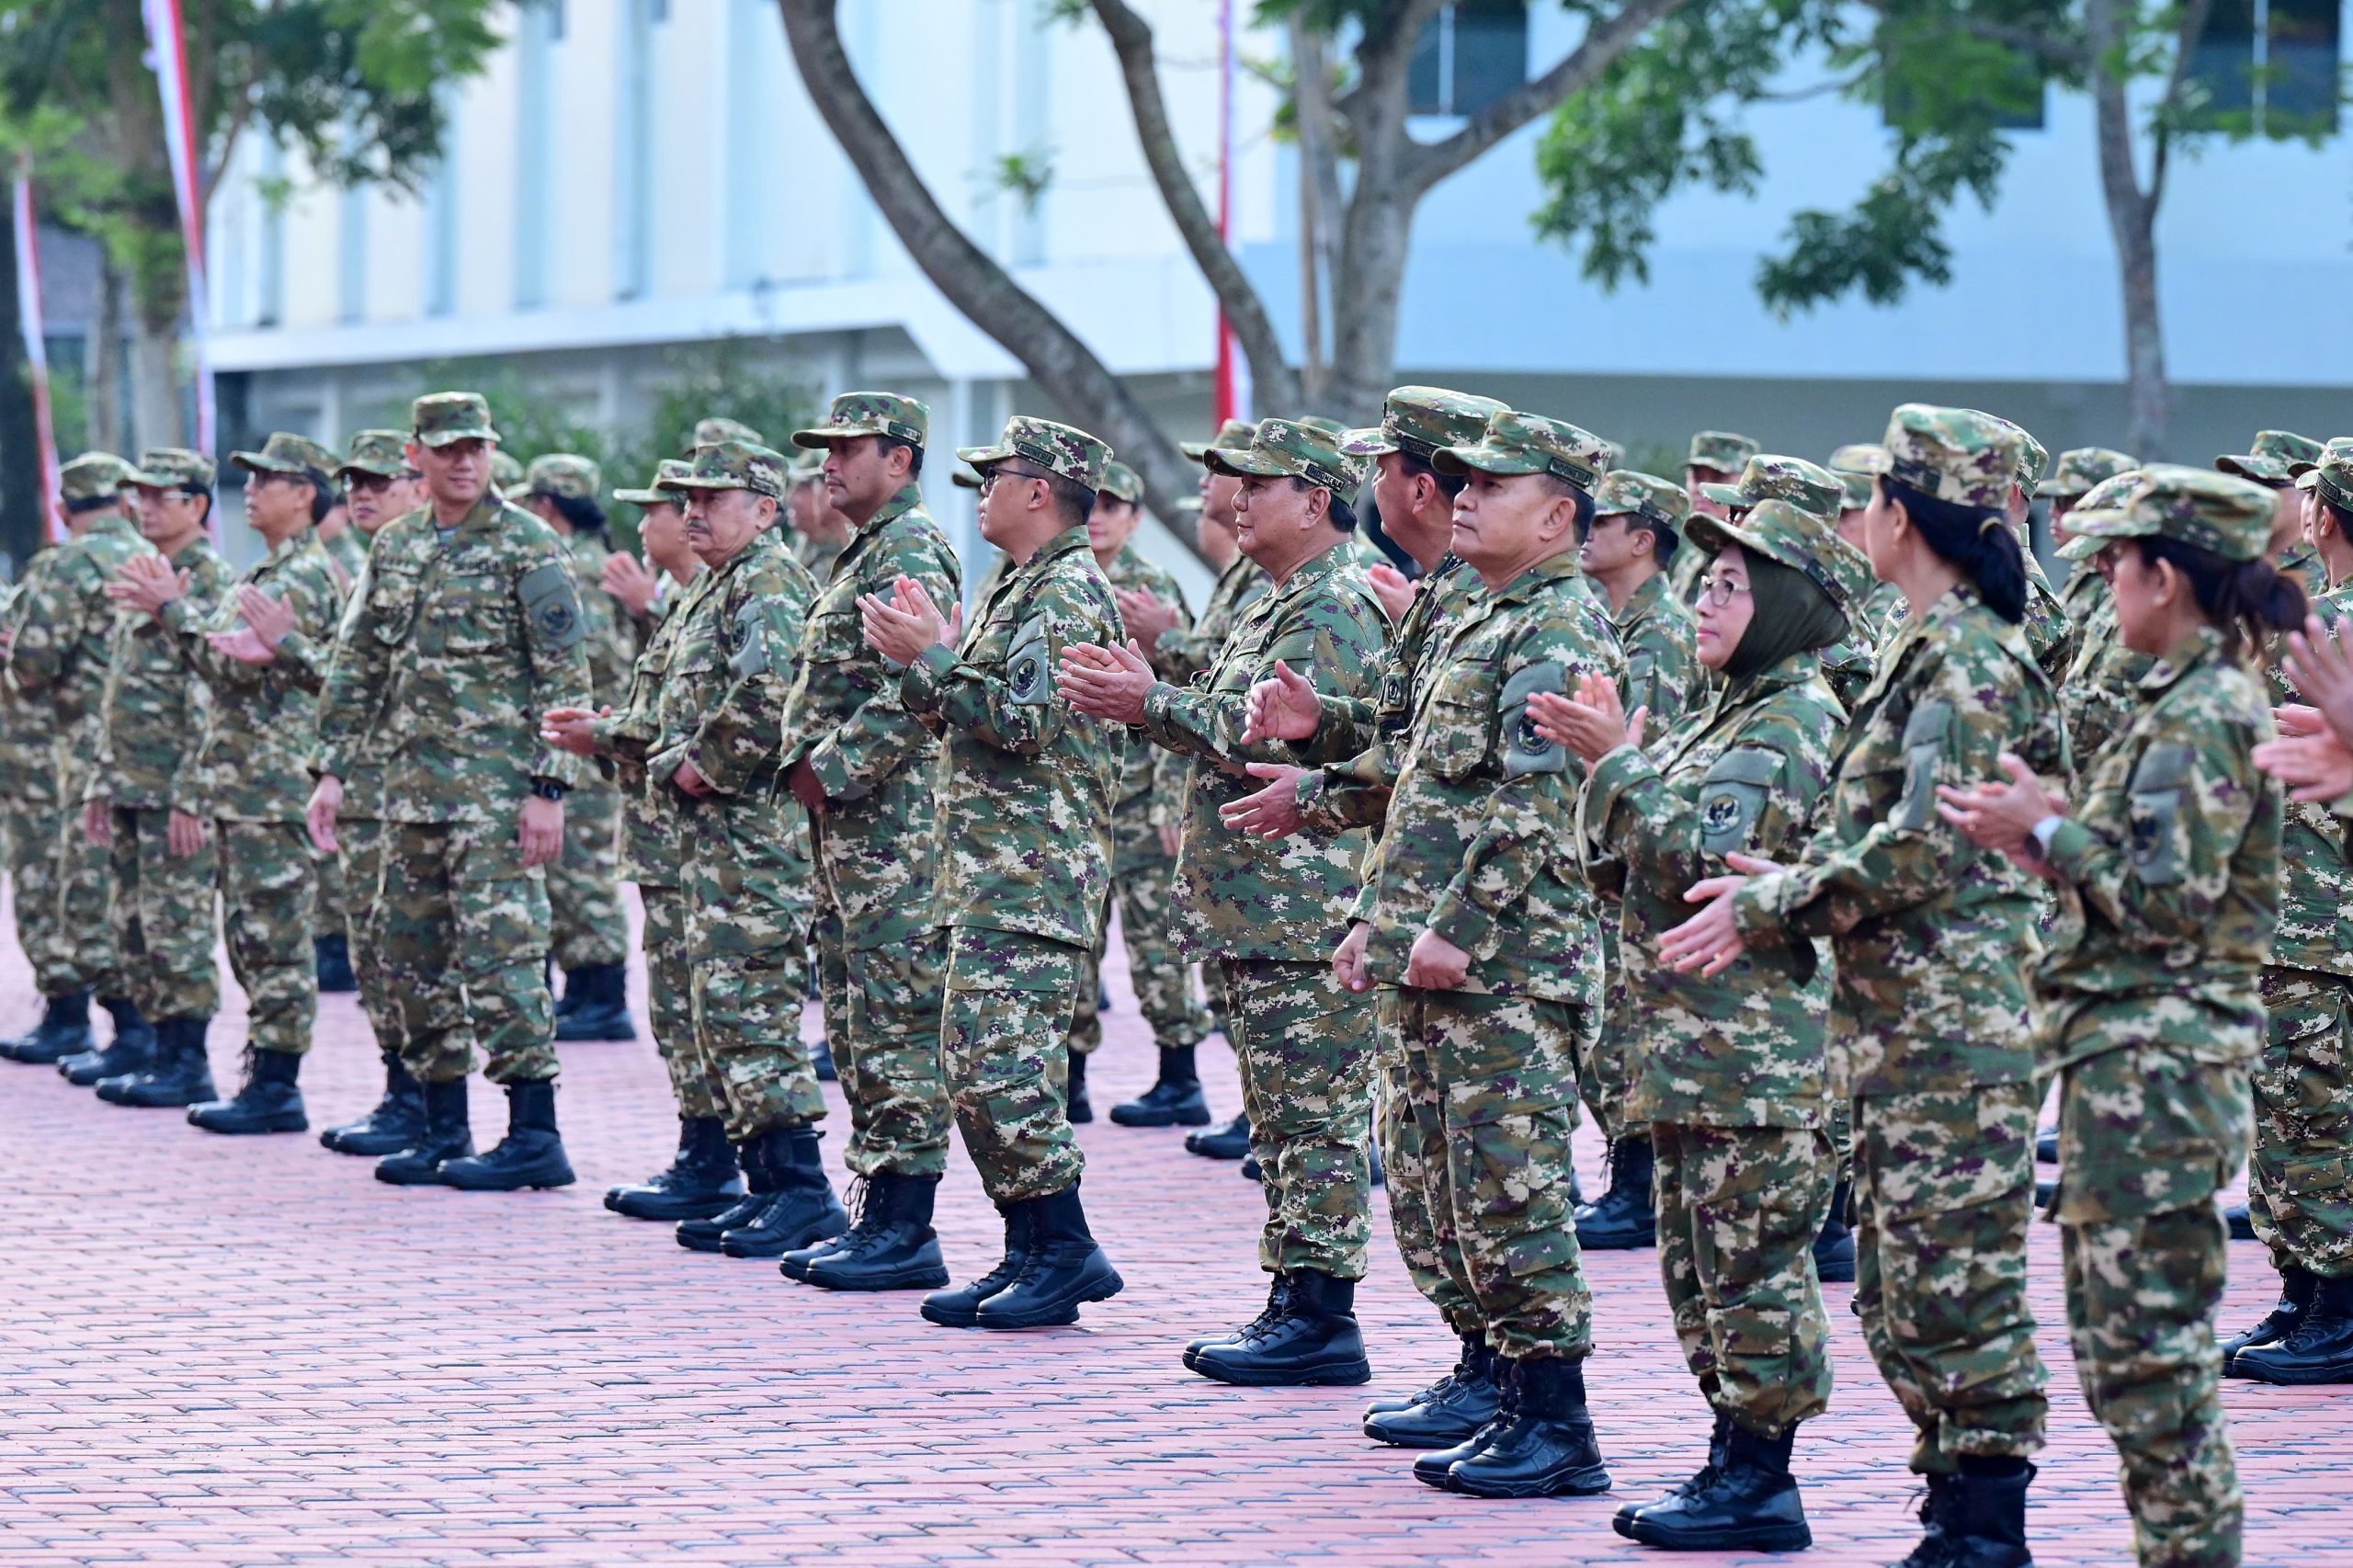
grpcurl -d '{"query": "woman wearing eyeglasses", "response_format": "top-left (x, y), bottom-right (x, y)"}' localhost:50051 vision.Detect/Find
top-left (1655, 405), bottom-right (2067, 1568)
top-left (1528, 497), bottom-right (1865, 1552)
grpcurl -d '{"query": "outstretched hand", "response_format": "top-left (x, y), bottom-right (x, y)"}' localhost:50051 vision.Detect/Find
top-left (1241, 660), bottom-right (1322, 746)
top-left (1528, 672), bottom-right (1644, 766)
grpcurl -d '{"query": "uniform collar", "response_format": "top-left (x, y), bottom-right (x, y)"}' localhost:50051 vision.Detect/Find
top-left (1485, 547), bottom-right (1584, 609)
top-left (863, 482), bottom-right (925, 536)
top-left (2140, 622), bottom-right (2226, 693)
top-left (1616, 567), bottom-right (1674, 627)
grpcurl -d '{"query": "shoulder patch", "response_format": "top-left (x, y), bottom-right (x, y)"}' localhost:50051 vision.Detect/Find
top-left (1007, 613), bottom-right (1051, 707)
top-left (519, 561), bottom-right (585, 653)
top-left (1501, 659), bottom-right (1568, 778)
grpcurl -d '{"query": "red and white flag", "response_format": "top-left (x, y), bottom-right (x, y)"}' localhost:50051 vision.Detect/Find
top-left (141, 0), bottom-right (214, 456)
top-left (12, 171), bottom-right (62, 543)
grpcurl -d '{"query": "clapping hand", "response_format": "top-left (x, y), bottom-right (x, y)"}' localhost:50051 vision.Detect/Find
top-left (1528, 672), bottom-right (1645, 767)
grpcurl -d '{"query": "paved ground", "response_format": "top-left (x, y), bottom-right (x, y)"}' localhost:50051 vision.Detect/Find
top-left (0, 889), bottom-right (2346, 1567)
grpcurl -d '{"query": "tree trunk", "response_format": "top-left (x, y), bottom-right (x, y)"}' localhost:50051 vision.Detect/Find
top-left (0, 194), bottom-right (47, 574)
top-left (2086, 0), bottom-right (2168, 456)
top-left (85, 257), bottom-right (124, 457)
top-left (2114, 213), bottom-right (2166, 459)
top-left (128, 312), bottom-right (184, 454)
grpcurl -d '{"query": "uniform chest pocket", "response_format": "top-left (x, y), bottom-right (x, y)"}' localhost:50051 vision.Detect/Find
top-left (1623, 650), bottom-right (1655, 707)
top-left (1698, 747), bottom-right (1782, 856)
top-left (803, 608), bottom-right (865, 665)
top-left (368, 567), bottom-right (424, 646)
top-left (2128, 741), bottom-right (2191, 886)
top-left (426, 569), bottom-right (514, 656)
top-left (1893, 698), bottom-right (1951, 832)
top-left (1421, 657), bottom-right (1497, 779)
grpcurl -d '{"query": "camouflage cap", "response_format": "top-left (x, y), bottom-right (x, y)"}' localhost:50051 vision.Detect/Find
top-left (412, 391), bottom-right (498, 449)
top-left (1180, 417), bottom-right (1258, 462)
top-left (1097, 460), bottom-right (1143, 506)
top-left (688, 416), bottom-right (766, 454)
top-left (2037, 446), bottom-right (2141, 499)
top-left (489, 450), bottom-right (525, 490)
top-left (1880, 403), bottom-right (2022, 512)
top-left (1205, 417), bottom-right (1368, 494)
top-left (230, 431), bottom-right (338, 479)
top-left (337, 429), bottom-right (412, 481)
top-left (1699, 454), bottom-right (1845, 520)
top-left (1338, 386), bottom-right (1509, 463)
top-left (1825, 443), bottom-right (1886, 509)
top-left (958, 415), bottom-right (1110, 490)
top-left (1688, 496), bottom-right (1873, 611)
top-left (1433, 410), bottom-right (1607, 491)
top-left (668, 440), bottom-right (793, 501)
top-left (60, 451), bottom-right (134, 503)
top-left (2217, 429), bottom-right (2325, 485)
top-left (615, 459), bottom-right (692, 504)
top-left (2057, 463), bottom-right (2278, 564)
top-left (2306, 437), bottom-right (2353, 513)
top-left (950, 464), bottom-right (984, 492)
top-left (1985, 418), bottom-right (2047, 493)
top-left (791, 392), bottom-right (929, 450)
top-left (527, 453), bottom-right (603, 502)
top-left (1591, 470), bottom-right (1690, 532)
top-left (124, 448), bottom-right (217, 492)
top-left (2069, 470), bottom-right (2143, 519)
top-left (1687, 430), bottom-right (1759, 475)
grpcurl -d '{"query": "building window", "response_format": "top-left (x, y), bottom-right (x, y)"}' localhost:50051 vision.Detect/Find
top-left (1408, 2), bottom-right (1528, 119)
top-left (2191, 0), bottom-right (2341, 131)
top-left (1882, 56), bottom-right (2046, 131)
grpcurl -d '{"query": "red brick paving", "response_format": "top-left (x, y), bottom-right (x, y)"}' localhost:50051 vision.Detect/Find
top-left (0, 887), bottom-right (2345, 1567)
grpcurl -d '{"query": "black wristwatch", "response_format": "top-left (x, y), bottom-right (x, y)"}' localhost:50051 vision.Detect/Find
top-left (531, 778), bottom-right (569, 801)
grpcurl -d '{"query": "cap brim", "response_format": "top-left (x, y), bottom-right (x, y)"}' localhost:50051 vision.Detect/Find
top-left (2297, 470), bottom-right (2322, 491)
top-left (121, 469), bottom-right (184, 489)
top-left (792, 424), bottom-right (880, 449)
top-left (612, 487), bottom-right (670, 503)
top-left (1432, 442), bottom-right (1542, 478)
top-left (2055, 513), bottom-right (2150, 559)
top-left (416, 429), bottom-right (497, 449)
top-left (1704, 482), bottom-right (1762, 508)
top-left (335, 461), bottom-right (404, 481)
top-left (668, 476), bottom-right (757, 493)
top-left (956, 444), bottom-right (1017, 471)
top-left (1201, 448), bottom-right (1290, 479)
top-left (1337, 428), bottom-right (1399, 459)
top-left (2216, 455), bottom-right (2288, 483)
top-left (229, 451), bottom-right (294, 474)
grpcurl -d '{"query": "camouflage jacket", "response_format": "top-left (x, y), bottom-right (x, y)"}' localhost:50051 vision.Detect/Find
top-left (2279, 543), bottom-right (2329, 602)
top-left (779, 483), bottom-right (961, 948)
top-left (2022, 552), bottom-right (2075, 680)
top-left (1101, 542), bottom-right (1190, 825)
top-left (2036, 625), bottom-right (2279, 1073)
top-left (1579, 650), bottom-right (1842, 1127)
top-left (320, 524), bottom-right (369, 590)
top-left (1733, 584), bottom-right (2067, 1095)
top-left (1819, 633), bottom-right (1879, 717)
top-left (1151, 551), bottom-right (1269, 682)
top-left (86, 537), bottom-right (227, 812)
top-left (566, 531), bottom-right (639, 711)
top-left (0, 551), bottom-right (59, 804)
top-left (1614, 570), bottom-right (1701, 729)
top-left (2262, 581), bottom-right (2353, 976)
top-left (591, 571), bottom-right (708, 886)
top-left (6, 514), bottom-right (149, 755)
top-left (904, 523), bottom-right (1121, 949)
top-left (1857, 578), bottom-right (1908, 645)
top-left (1140, 540), bottom-right (1388, 963)
top-left (168, 534), bottom-right (345, 822)
top-left (1357, 551), bottom-right (1621, 1001)
top-left (794, 530), bottom-right (846, 585)
top-left (2057, 570), bottom-right (2154, 767)
top-left (315, 494), bottom-right (591, 824)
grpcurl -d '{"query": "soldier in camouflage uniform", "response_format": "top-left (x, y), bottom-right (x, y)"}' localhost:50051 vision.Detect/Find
top-left (1546, 499), bottom-right (1870, 1551)
top-left (1698, 455), bottom-right (1878, 715)
top-left (774, 393), bottom-right (962, 1294)
top-left (313, 392), bottom-right (593, 1192)
top-left (1828, 444), bottom-right (1906, 642)
top-left (1946, 466), bottom-right (2295, 1568)
top-left (1665, 404), bottom-right (2061, 1565)
top-left (514, 454), bottom-right (638, 1042)
top-left (2052, 465), bottom-right (2154, 766)
top-left (1672, 430), bottom-right (1760, 603)
top-left (860, 414), bottom-right (1125, 1333)
top-left (786, 458), bottom-right (852, 584)
top-left (2222, 441), bottom-right (2353, 1386)
top-left (125, 434), bottom-right (347, 1132)
top-left (488, 449), bottom-right (525, 499)
top-left (0, 515), bottom-right (74, 1057)
top-left (0, 453), bottom-right (147, 1068)
top-left (1059, 460), bottom-right (1213, 1129)
top-left (1976, 416), bottom-right (2076, 681)
top-left (45, 451), bottom-right (223, 1103)
top-left (1066, 418), bottom-right (1390, 1384)
top-left (2219, 429), bottom-right (2328, 599)
top-left (1333, 410), bottom-right (1622, 1500)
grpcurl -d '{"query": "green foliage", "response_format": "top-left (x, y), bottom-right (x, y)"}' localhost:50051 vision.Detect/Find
top-left (986, 148), bottom-right (1058, 216)
top-left (243, 0), bottom-right (504, 195)
top-left (1755, 128), bottom-right (2007, 312)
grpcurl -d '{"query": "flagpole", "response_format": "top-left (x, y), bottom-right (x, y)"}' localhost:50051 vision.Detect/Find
top-left (1213, 0), bottom-right (1236, 428)
top-left (141, 0), bottom-right (215, 458)
top-left (12, 169), bottom-right (62, 543)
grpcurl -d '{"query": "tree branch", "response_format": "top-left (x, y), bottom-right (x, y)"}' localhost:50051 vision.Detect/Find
top-left (1087, 0), bottom-right (1299, 415)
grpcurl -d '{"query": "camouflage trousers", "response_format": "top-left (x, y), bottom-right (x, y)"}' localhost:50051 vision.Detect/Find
top-left (1853, 1082), bottom-right (2049, 1472)
top-left (1654, 1121), bottom-right (1836, 1438)
top-left (1580, 924), bottom-right (1638, 1143)
top-left (211, 820), bottom-right (318, 1057)
top-left (813, 908), bottom-right (951, 1180)
top-left (2253, 967), bottom-right (2353, 1278)
top-left (105, 806), bottom-right (218, 1022)
top-left (548, 779), bottom-right (630, 971)
top-left (13, 793), bottom-right (119, 999)
top-left (943, 926), bottom-right (1085, 1205)
top-left (339, 816), bottom-right (458, 1065)
top-left (680, 796), bottom-right (823, 1143)
top-left (372, 818), bottom-right (558, 1086)
top-left (313, 843), bottom-right (344, 937)
top-left (643, 883), bottom-right (725, 1123)
top-left (1067, 852), bottom-right (1210, 1058)
top-left (2053, 1018), bottom-right (2251, 1568)
top-left (1393, 987), bottom-right (1594, 1361)
top-left (1376, 995), bottom-right (1482, 1338)
top-left (1222, 958), bottom-right (1375, 1278)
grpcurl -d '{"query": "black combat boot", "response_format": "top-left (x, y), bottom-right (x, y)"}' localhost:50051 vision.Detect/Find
top-left (1614, 1409), bottom-right (1731, 1538)
top-left (676, 1140), bottom-right (769, 1252)
top-left (1441, 1354), bottom-right (1612, 1499)
top-left (188, 1048), bottom-right (309, 1134)
top-left (799, 1171), bottom-right (952, 1290)
top-left (436, 1079), bottom-right (575, 1189)
top-left (1813, 1174), bottom-right (1856, 1284)
top-left (374, 1078), bottom-right (473, 1184)
top-left (812, 1036), bottom-right (837, 1082)
top-left (61, 997), bottom-right (156, 1085)
top-left (1941, 1459), bottom-right (2032, 1568)
top-left (0, 990), bottom-right (94, 1064)
top-left (552, 960), bottom-right (580, 1018)
top-left (553, 963), bottom-right (635, 1042)
top-left (2224, 1200), bottom-right (2256, 1242)
top-left (606, 1116), bottom-right (743, 1221)
top-left (99, 1017), bottom-right (217, 1108)
top-left (1110, 1045), bottom-right (1212, 1128)
top-left (1574, 1135), bottom-right (1656, 1250)
top-left (1192, 1269), bottom-right (1370, 1386)
top-left (1184, 1274), bottom-right (1290, 1370)
top-left (1186, 1111), bottom-right (1250, 1160)
top-left (921, 1202), bottom-right (1032, 1326)
top-left (2222, 1266), bottom-right (2316, 1369)
top-left (1241, 1153), bottom-right (1262, 1182)
top-left (1365, 1334), bottom-right (1504, 1448)
top-left (313, 935), bottom-right (357, 994)
top-left (1626, 1421), bottom-right (1811, 1551)
top-left (1064, 1050), bottom-right (1094, 1124)
top-left (1413, 1360), bottom-right (1518, 1490)
top-left (2034, 1125), bottom-right (2059, 1164)
top-left (323, 1054), bottom-right (427, 1155)
top-left (2232, 1274), bottom-right (2353, 1384)
top-left (718, 1126), bottom-right (847, 1256)
top-left (1895, 1472), bottom-right (1962, 1568)
top-left (972, 1183), bottom-right (1124, 1329)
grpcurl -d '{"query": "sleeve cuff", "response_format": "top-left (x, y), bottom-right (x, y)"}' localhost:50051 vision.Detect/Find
top-left (904, 642), bottom-right (958, 710)
top-left (1425, 891), bottom-right (1494, 953)
top-left (2043, 817), bottom-right (2098, 878)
